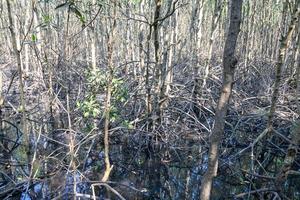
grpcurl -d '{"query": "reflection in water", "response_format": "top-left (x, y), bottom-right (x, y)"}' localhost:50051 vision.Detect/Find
top-left (19, 145), bottom-right (209, 199)
top-left (17, 135), bottom-right (298, 200)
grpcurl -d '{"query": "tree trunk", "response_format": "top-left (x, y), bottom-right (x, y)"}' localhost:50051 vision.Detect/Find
top-left (102, 0), bottom-right (117, 182)
top-left (152, 0), bottom-right (162, 127)
top-left (203, 0), bottom-right (223, 88)
top-left (266, 2), bottom-right (300, 135)
top-left (91, 0), bottom-right (97, 70)
top-left (200, 1), bottom-right (243, 199)
top-left (6, 0), bottom-right (30, 169)
top-left (192, 0), bottom-right (204, 117)
top-left (274, 4), bottom-right (300, 196)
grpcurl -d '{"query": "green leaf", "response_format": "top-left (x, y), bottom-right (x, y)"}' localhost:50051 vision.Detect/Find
top-left (31, 34), bottom-right (37, 42)
top-left (92, 109), bottom-right (100, 117)
top-left (84, 112), bottom-right (89, 118)
top-left (110, 116), bottom-right (116, 122)
top-left (123, 120), bottom-right (133, 129)
top-left (43, 15), bottom-right (52, 24)
top-left (70, 5), bottom-right (86, 25)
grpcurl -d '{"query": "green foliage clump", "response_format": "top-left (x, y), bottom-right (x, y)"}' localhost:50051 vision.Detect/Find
top-left (77, 67), bottom-right (128, 122)
top-left (76, 95), bottom-right (101, 118)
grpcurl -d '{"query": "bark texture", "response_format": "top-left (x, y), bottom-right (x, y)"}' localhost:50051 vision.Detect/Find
top-left (200, 1), bottom-right (243, 199)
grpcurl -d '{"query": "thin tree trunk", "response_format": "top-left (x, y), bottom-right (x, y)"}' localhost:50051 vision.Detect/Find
top-left (6, 0), bottom-right (30, 169)
top-left (91, 28), bottom-right (97, 69)
top-left (24, 0), bottom-right (31, 71)
top-left (275, 31), bottom-right (300, 194)
top-left (160, 0), bottom-right (174, 112)
top-left (153, 0), bottom-right (162, 127)
top-left (145, 26), bottom-right (152, 121)
top-left (203, 0), bottom-right (223, 88)
top-left (33, 2), bottom-right (42, 70)
top-left (91, 0), bottom-right (97, 70)
top-left (165, 14), bottom-right (176, 95)
top-left (192, 0), bottom-right (204, 117)
top-left (266, 3), bottom-right (300, 135)
top-left (200, 1), bottom-right (243, 199)
top-left (242, 0), bottom-right (250, 68)
top-left (138, 31), bottom-right (145, 88)
top-left (102, 0), bottom-right (117, 182)
top-left (0, 70), bottom-right (11, 179)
